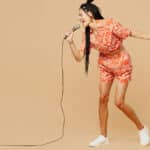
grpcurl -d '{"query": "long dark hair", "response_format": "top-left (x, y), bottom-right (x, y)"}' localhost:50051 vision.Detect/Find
top-left (80, 0), bottom-right (104, 74)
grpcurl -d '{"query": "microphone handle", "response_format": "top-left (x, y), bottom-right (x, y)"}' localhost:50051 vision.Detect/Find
top-left (64, 25), bottom-right (80, 40)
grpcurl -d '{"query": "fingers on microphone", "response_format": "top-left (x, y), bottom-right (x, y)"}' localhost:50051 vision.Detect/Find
top-left (65, 31), bottom-right (73, 37)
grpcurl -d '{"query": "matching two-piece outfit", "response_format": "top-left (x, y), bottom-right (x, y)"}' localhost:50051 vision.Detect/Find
top-left (80, 18), bottom-right (133, 83)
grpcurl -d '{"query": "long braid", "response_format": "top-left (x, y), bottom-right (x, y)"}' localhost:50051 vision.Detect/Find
top-left (85, 26), bottom-right (90, 74)
top-left (80, 0), bottom-right (104, 74)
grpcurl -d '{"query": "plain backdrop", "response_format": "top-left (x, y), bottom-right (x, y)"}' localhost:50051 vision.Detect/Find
top-left (0, 0), bottom-right (150, 150)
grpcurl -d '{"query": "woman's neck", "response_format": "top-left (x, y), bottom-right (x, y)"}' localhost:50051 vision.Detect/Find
top-left (89, 19), bottom-right (105, 31)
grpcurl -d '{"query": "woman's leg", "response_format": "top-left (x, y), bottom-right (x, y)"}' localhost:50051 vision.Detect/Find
top-left (114, 80), bottom-right (144, 130)
top-left (98, 80), bottom-right (113, 137)
top-left (88, 79), bottom-right (113, 147)
top-left (114, 80), bottom-right (150, 146)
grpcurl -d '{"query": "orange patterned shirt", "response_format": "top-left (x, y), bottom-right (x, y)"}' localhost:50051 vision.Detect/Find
top-left (80, 17), bottom-right (131, 55)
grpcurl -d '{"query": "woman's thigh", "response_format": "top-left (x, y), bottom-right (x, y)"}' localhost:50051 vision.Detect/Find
top-left (99, 80), bottom-right (113, 98)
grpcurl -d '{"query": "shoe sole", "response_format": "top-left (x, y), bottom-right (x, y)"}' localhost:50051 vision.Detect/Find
top-left (88, 140), bottom-right (109, 147)
top-left (141, 141), bottom-right (150, 146)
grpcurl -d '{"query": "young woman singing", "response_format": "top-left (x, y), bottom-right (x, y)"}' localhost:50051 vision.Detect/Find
top-left (65, 0), bottom-right (150, 147)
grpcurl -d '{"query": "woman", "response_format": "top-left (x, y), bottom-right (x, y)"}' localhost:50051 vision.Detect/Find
top-left (65, 0), bottom-right (150, 147)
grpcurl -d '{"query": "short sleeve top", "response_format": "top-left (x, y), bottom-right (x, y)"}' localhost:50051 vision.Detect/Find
top-left (80, 17), bottom-right (131, 55)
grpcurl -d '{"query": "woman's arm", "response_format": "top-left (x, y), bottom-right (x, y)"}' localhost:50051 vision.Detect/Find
top-left (130, 30), bottom-right (150, 40)
top-left (65, 31), bottom-right (85, 62)
top-left (68, 40), bottom-right (85, 62)
top-left (111, 18), bottom-right (150, 40)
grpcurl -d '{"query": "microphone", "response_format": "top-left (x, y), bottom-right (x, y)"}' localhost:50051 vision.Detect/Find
top-left (64, 24), bottom-right (80, 39)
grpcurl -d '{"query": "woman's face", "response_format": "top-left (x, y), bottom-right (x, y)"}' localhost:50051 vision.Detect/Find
top-left (78, 9), bottom-right (92, 27)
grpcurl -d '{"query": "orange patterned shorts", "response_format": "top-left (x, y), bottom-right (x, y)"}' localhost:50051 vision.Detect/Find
top-left (98, 50), bottom-right (133, 84)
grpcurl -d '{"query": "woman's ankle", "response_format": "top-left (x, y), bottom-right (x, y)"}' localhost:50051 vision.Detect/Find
top-left (100, 132), bottom-right (107, 137)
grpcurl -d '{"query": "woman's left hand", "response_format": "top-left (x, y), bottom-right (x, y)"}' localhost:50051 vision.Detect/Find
top-left (130, 30), bottom-right (150, 40)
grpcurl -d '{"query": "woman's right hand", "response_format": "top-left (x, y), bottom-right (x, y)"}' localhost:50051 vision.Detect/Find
top-left (64, 31), bottom-right (74, 44)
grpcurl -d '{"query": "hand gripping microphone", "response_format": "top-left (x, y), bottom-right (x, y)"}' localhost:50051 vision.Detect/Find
top-left (64, 24), bottom-right (80, 39)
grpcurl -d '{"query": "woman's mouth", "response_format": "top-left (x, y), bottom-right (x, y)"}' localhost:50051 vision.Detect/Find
top-left (81, 20), bottom-right (85, 23)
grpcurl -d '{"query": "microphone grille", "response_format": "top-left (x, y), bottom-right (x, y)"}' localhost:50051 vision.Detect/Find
top-left (72, 24), bottom-right (80, 32)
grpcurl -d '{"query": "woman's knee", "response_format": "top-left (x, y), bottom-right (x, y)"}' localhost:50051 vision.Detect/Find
top-left (99, 94), bottom-right (109, 105)
top-left (115, 97), bottom-right (125, 109)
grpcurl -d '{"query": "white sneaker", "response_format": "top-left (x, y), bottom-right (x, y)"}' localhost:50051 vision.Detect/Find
top-left (139, 125), bottom-right (150, 146)
top-left (88, 134), bottom-right (109, 147)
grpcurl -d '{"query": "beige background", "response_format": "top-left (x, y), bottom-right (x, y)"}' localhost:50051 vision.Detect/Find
top-left (0, 0), bottom-right (150, 150)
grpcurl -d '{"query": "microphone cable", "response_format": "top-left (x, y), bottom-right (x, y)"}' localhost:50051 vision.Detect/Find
top-left (0, 39), bottom-right (66, 147)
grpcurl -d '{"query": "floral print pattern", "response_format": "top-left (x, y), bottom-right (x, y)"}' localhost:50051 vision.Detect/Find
top-left (98, 50), bottom-right (133, 83)
top-left (80, 18), bottom-right (132, 83)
